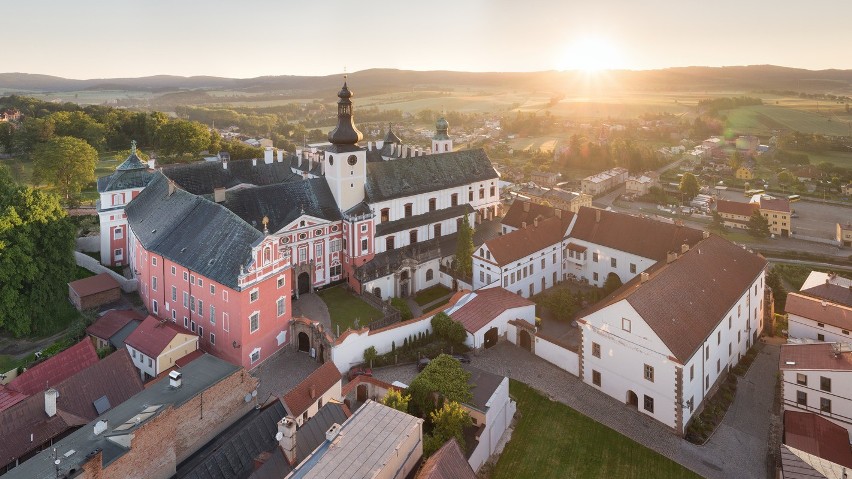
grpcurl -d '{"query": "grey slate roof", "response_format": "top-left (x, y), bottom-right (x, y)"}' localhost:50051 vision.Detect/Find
top-left (375, 204), bottom-right (473, 237)
top-left (125, 172), bottom-right (264, 289)
top-left (462, 365), bottom-right (503, 413)
top-left (364, 148), bottom-right (498, 202)
top-left (117, 152), bottom-right (147, 171)
top-left (97, 168), bottom-right (155, 193)
top-left (109, 320), bottom-right (142, 349)
top-left (223, 178), bottom-right (342, 233)
top-left (162, 159), bottom-right (300, 196)
top-left (355, 238), bottom-right (442, 282)
top-left (383, 126), bottom-right (402, 145)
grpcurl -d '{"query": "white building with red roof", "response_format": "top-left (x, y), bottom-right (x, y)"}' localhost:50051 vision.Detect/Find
top-left (787, 271), bottom-right (852, 344)
top-left (124, 315), bottom-right (199, 381)
top-left (446, 288), bottom-right (535, 349)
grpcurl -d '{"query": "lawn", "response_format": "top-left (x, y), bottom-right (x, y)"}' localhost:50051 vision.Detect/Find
top-left (414, 285), bottom-right (452, 306)
top-left (724, 105), bottom-right (852, 136)
top-left (316, 286), bottom-right (384, 333)
top-left (492, 381), bottom-right (702, 479)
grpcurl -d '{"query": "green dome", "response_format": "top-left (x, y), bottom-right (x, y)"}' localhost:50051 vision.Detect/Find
top-left (435, 116), bottom-right (449, 132)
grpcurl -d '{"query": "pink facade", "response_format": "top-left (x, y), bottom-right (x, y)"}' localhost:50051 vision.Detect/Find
top-left (342, 216), bottom-right (375, 292)
top-left (134, 235), bottom-right (293, 370)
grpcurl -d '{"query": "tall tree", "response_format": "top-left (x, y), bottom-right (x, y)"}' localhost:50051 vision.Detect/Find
top-left (157, 119), bottom-right (211, 158)
top-left (408, 354), bottom-right (472, 416)
top-left (748, 210), bottom-right (771, 238)
top-left (679, 172), bottom-right (700, 200)
top-left (381, 389), bottom-right (411, 413)
top-left (454, 214), bottom-right (474, 279)
top-left (424, 401), bottom-right (471, 457)
top-left (0, 166), bottom-right (76, 336)
top-left (32, 136), bottom-right (97, 203)
top-left (47, 111), bottom-right (107, 150)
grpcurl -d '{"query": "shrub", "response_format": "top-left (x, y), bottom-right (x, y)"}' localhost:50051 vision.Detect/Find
top-left (392, 298), bottom-right (412, 320)
top-left (363, 346), bottom-right (378, 365)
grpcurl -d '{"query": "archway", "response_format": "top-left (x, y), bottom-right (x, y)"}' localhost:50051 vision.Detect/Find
top-left (297, 332), bottom-right (310, 353)
top-left (484, 327), bottom-right (499, 349)
top-left (627, 390), bottom-right (639, 408)
top-left (357, 384), bottom-right (368, 402)
top-left (519, 330), bottom-right (532, 351)
top-left (298, 272), bottom-right (310, 295)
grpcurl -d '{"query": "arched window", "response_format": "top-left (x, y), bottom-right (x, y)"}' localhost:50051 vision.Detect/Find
top-left (373, 287), bottom-right (381, 297)
top-left (263, 247), bottom-right (272, 265)
top-left (426, 269), bottom-right (434, 281)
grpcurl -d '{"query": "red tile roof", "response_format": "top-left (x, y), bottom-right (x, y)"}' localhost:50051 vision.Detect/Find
top-left (581, 235), bottom-right (767, 362)
top-left (0, 386), bottom-right (27, 412)
top-left (68, 272), bottom-right (120, 297)
top-left (281, 362), bottom-right (342, 417)
top-left (785, 293), bottom-right (852, 331)
top-left (86, 309), bottom-right (145, 340)
top-left (5, 339), bottom-right (99, 396)
top-left (501, 201), bottom-right (565, 230)
top-left (483, 216), bottom-right (569, 265)
top-left (450, 288), bottom-right (535, 334)
top-left (569, 207), bottom-right (705, 262)
top-left (416, 438), bottom-right (477, 479)
top-left (800, 282), bottom-right (852, 308)
top-left (784, 410), bottom-right (852, 468)
top-left (780, 343), bottom-right (852, 371)
top-left (125, 315), bottom-right (191, 358)
top-left (716, 199), bottom-right (758, 218)
top-left (341, 375), bottom-right (399, 398)
top-left (759, 197), bottom-right (791, 213)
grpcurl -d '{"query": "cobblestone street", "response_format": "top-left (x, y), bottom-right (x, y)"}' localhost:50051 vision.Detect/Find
top-left (375, 341), bottom-right (780, 479)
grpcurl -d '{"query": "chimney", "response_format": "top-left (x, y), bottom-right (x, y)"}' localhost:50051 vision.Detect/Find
top-left (595, 209), bottom-right (601, 223)
top-left (390, 143), bottom-right (396, 156)
top-left (376, 140), bottom-right (384, 149)
top-left (45, 389), bottom-right (58, 417)
top-left (252, 158), bottom-right (257, 167)
top-left (521, 221), bottom-right (527, 229)
top-left (93, 420), bottom-right (108, 436)
top-left (222, 159), bottom-right (228, 170)
top-left (213, 187), bottom-right (226, 203)
top-left (148, 158), bottom-right (156, 169)
top-left (325, 423), bottom-right (342, 442)
top-left (555, 208), bottom-right (562, 219)
top-left (667, 251), bottom-right (678, 263)
top-left (702, 230), bottom-right (710, 239)
top-left (168, 180), bottom-right (176, 196)
top-left (681, 243), bottom-right (689, 254)
top-left (168, 370), bottom-right (182, 389)
top-left (640, 272), bottom-right (650, 284)
top-left (523, 201), bottom-right (530, 212)
top-left (309, 384), bottom-right (316, 400)
top-left (277, 149), bottom-right (284, 162)
top-left (264, 147), bottom-right (274, 164)
top-left (534, 217), bottom-right (539, 227)
top-left (277, 417), bottom-right (298, 466)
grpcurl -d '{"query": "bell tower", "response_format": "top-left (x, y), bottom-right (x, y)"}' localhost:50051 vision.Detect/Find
top-left (431, 116), bottom-right (453, 154)
top-left (325, 80), bottom-right (367, 212)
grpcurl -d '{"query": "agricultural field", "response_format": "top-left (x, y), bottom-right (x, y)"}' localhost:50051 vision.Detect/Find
top-left (723, 104), bottom-right (852, 136)
top-left (509, 136), bottom-right (562, 153)
top-left (788, 149), bottom-right (852, 168)
top-left (0, 89), bottom-right (157, 105)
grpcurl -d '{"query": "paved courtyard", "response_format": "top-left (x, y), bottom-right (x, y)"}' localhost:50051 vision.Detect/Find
top-left (292, 293), bottom-right (331, 331)
top-left (375, 340), bottom-right (780, 479)
top-left (251, 346), bottom-right (322, 403)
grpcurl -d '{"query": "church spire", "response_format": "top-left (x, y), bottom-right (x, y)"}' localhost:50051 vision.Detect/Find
top-left (327, 77), bottom-right (363, 146)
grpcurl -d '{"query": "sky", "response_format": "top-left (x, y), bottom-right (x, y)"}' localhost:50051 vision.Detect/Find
top-left (5, 0), bottom-right (852, 79)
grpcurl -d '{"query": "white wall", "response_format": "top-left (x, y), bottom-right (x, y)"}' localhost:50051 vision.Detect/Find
top-left (465, 305), bottom-right (535, 350)
top-left (474, 243), bottom-right (562, 298)
top-left (468, 377), bottom-right (516, 472)
top-left (535, 336), bottom-right (579, 376)
top-left (564, 238), bottom-right (656, 288)
top-left (332, 315), bottom-right (435, 373)
top-left (788, 312), bottom-right (852, 344)
top-left (782, 368), bottom-right (852, 438)
top-left (295, 379), bottom-right (343, 426)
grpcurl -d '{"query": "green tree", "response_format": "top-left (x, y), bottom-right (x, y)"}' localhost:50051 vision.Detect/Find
top-left (0, 122), bottom-right (13, 153)
top-left (766, 267), bottom-right (788, 311)
top-left (679, 172), bottom-right (700, 200)
top-left (748, 210), bottom-right (771, 238)
top-left (32, 136), bottom-right (98, 203)
top-left (408, 354), bottom-right (472, 416)
top-left (424, 401), bottom-right (471, 456)
top-left (602, 273), bottom-right (623, 296)
top-left (157, 119), bottom-right (212, 158)
top-left (0, 166), bottom-right (76, 336)
top-left (777, 170), bottom-right (798, 187)
top-left (710, 211), bottom-right (724, 231)
top-left (48, 111), bottom-right (107, 150)
top-left (454, 214), bottom-right (474, 279)
top-left (430, 312), bottom-right (467, 343)
top-left (12, 117), bottom-right (55, 157)
top-left (363, 346), bottom-right (378, 366)
top-left (381, 389), bottom-right (411, 413)
top-left (728, 150), bottom-right (742, 170)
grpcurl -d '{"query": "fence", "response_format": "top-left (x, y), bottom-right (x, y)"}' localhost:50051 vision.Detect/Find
top-left (361, 292), bottom-right (402, 331)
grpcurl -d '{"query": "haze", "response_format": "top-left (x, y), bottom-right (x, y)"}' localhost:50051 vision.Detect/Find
top-left (5, 0), bottom-right (852, 78)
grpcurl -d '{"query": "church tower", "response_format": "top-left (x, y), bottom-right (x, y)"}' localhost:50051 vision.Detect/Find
top-left (431, 116), bottom-right (453, 153)
top-left (325, 81), bottom-right (367, 212)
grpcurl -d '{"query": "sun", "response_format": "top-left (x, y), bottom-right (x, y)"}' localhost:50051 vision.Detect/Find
top-left (557, 36), bottom-right (623, 72)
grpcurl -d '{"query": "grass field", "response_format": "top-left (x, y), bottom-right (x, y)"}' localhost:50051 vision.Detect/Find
top-left (492, 381), bottom-right (702, 479)
top-left (724, 105), bottom-right (852, 136)
top-left (789, 149), bottom-right (852, 168)
top-left (316, 286), bottom-right (383, 333)
top-left (413, 285), bottom-right (451, 306)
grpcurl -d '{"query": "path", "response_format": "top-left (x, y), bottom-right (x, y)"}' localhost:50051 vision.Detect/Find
top-left (0, 329), bottom-right (70, 360)
top-left (292, 293), bottom-right (332, 332)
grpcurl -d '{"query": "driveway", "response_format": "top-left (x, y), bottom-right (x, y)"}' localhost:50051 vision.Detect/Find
top-left (374, 341), bottom-right (779, 479)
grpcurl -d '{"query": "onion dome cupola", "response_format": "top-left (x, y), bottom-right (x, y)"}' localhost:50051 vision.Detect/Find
top-left (327, 81), bottom-right (364, 145)
top-left (433, 116), bottom-right (450, 140)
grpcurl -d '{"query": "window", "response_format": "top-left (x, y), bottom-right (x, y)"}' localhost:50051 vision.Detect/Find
top-left (818, 333), bottom-right (825, 341)
top-left (172, 310), bottom-right (176, 321)
top-left (315, 243), bottom-right (322, 259)
top-left (426, 269), bottom-right (434, 281)
top-left (643, 395), bottom-right (654, 413)
top-left (610, 258), bottom-right (617, 268)
top-left (250, 313), bottom-right (259, 333)
top-left (114, 248), bottom-right (123, 259)
top-left (705, 345), bottom-right (709, 360)
top-left (644, 364), bottom-right (654, 382)
top-left (820, 376), bottom-right (831, 392)
top-left (277, 298), bottom-right (286, 317)
top-left (428, 198), bottom-right (436, 212)
top-left (434, 223), bottom-right (441, 237)
top-left (151, 276), bottom-right (157, 291)
top-left (171, 286), bottom-right (177, 302)
top-left (592, 342), bottom-right (601, 358)
top-left (148, 357), bottom-right (153, 368)
top-left (183, 271), bottom-right (189, 281)
top-left (593, 252), bottom-right (599, 262)
top-left (479, 188), bottom-right (485, 199)
top-left (728, 343), bottom-right (732, 356)
top-left (277, 277), bottom-right (286, 289)
top-left (592, 370), bottom-right (601, 386)
top-left (171, 266), bottom-right (176, 275)
top-left (797, 390), bottom-right (807, 405)
top-left (223, 312), bottom-right (229, 332)
top-left (191, 321), bottom-right (196, 332)
top-left (190, 274), bottom-right (195, 285)
top-left (386, 236), bottom-right (395, 251)
top-left (717, 331), bottom-right (721, 345)
top-left (298, 247), bottom-right (307, 263)
top-left (820, 397), bottom-right (832, 413)
top-left (844, 330), bottom-right (850, 335)
top-left (503, 276), bottom-right (509, 287)
top-left (198, 278), bottom-right (203, 287)
top-left (183, 291), bottom-right (189, 308)
top-left (690, 364), bottom-right (694, 381)
top-left (552, 253), bottom-right (557, 264)
top-left (250, 349), bottom-right (260, 364)
top-left (198, 326), bottom-right (203, 339)
top-left (409, 230), bottom-right (418, 244)
top-left (706, 375), bottom-right (709, 390)
top-left (630, 263), bottom-right (636, 274)
top-left (361, 238), bottom-right (368, 252)
top-left (152, 300), bottom-right (158, 314)
top-left (728, 316), bottom-right (732, 329)
top-left (490, 185), bottom-right (496, 197)
top-left (152, 257), bottom-right (157, 266)
top-left (541, 258), bottom-right (545, 269)
top-left (250, 290), bottom-right (259, 302)
top-left (330, 263), bottom-right (342, 277)
top-left (404, 203), bottom-right (413, 218)
top-left (184, 317), bottom-right (189, 328)
top-left (380, 208), bottom-right (390, 222)
top-left (480, 271), bottom-right (485, 283)
top-left (210, 284), bottom-right (215, 295)
top-left (796, 373), bottom-right (807, 386)
top-left (469, 190), bottom-right (473, 202)
top-left (622, 318), bottom-right (631, 332)
top-left (210, 333), bottom-right (215, 345)
top-left (113, 227), bottom-right (124, 240)
top-left (210, 305), bottom-right (215, 325)
top-left (451, 194), bottom-right (458, 206)
top-left (716, 359), bottom-right (720, 373)
top-left (593, 272), bottom-right (599, 282)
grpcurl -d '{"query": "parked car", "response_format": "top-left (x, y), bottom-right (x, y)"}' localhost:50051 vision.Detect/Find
top-left (451, 353), bottom-right (471, 364)
top-left (348, 366), bottom-right (373, 381)
top-left (417, 358), bottom-right (431, 372)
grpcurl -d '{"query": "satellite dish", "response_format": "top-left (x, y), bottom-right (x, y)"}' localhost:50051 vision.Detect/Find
top-left (275, 432), bottom-right (283, 441)
top-left (244, 393), bottom-right (252, 403)
top-left (251, 390), bottom-right (257, 397)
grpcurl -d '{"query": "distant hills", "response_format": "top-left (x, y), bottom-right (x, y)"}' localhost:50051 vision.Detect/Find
top-left (2, 66), bottom-right (852, 95)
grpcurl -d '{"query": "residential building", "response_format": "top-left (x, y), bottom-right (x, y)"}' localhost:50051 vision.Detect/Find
top-left (68, 272), bottom-right (121, 311)
top-left (836, 223), bottom-right (852, 247)
top-left (500, 200), bottom-right (559, 234)
top-left (843, 183), bottom-right (852, 196)
top-left (124, 315), bottom-right (199, 381)
top-left (580, 167), bottom-right (628, 196)
top-left (735, 135), bottom-right (760, 154)
top-left (531, 171), bottom-right (561, 186)
top-left (0, 109), bottom-right (21, 123)
top-left (780, 343), bottom-right (852, 439)
top-left (542, 188), bottom-right (592, 212)
top-left (460, 366), bottom-right (516, 472)
top-left (447, 287), bottom-right (536, 349)
top-left (6, 354), bottom-right (258, 479)
top-left (416, 438), bottom-right (476, 479)
top-left (85, 309), bottom-right (144, 351)
top-left (786, 271), bottom-right (852, 343)
top-left (625, 172), bottom-right (660, 196)
top-left (754, 196), bottom-right (792, 237)
top-left (735, 166), bottom-right (755, 180)
top-left (782, 410), bottom-right (852, 475)
top-left (0, 350), bottom-right (143, 474)
top-left (579, 235), bottom-right (767, 435)
top-left (715, 199), bottom-right (758, 230)
top-left (285, 400), bottom-right (423, 479)
top-left (280, 361), bottom-right (342, 426)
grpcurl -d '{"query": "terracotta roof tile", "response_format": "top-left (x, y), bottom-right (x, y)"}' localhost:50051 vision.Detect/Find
top-left (281, 362), bottom-right (341, 417)
top-left (341, 375), bottom-right (399, 398)
top-left (780, 343), bottom-right (852, 371)
top-left (716, 199), bottom-right (759, 217)
top-left (799, 283), bottom-right (852, 309)
top-left (501, 201), bottom-right (562, 230)
top-left (124, 315), bottom-right (191, 358)
top-left (0, 386), bottom-right (27, 412)
top-left (416, 438), bottom-right (476, 479)
top-left (483, 216), bottom-right (569, 265)
top-left (86, 309), bottom-right (145, 341)
top-left (449, 288), bottom-right (535, 334)
top-left (760, 197), bottom-right (791, 213)
top-left (785, 293), bottom-right (852, 331)
top-left (6, 340), bottom-right (99, 396)
top-left (784, 410), bottom-right (852, 468)
top-left (68, 272), bottom-right (120, 297)
top-left (570, 207), bottom-right (705, 262)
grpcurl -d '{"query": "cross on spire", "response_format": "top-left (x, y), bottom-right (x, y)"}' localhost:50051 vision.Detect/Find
top-left (130, 140), bottom-right (137, 155)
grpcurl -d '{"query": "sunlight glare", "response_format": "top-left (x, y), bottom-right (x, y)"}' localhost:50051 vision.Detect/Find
top-left (558, 36), bottom-right (623, 72)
